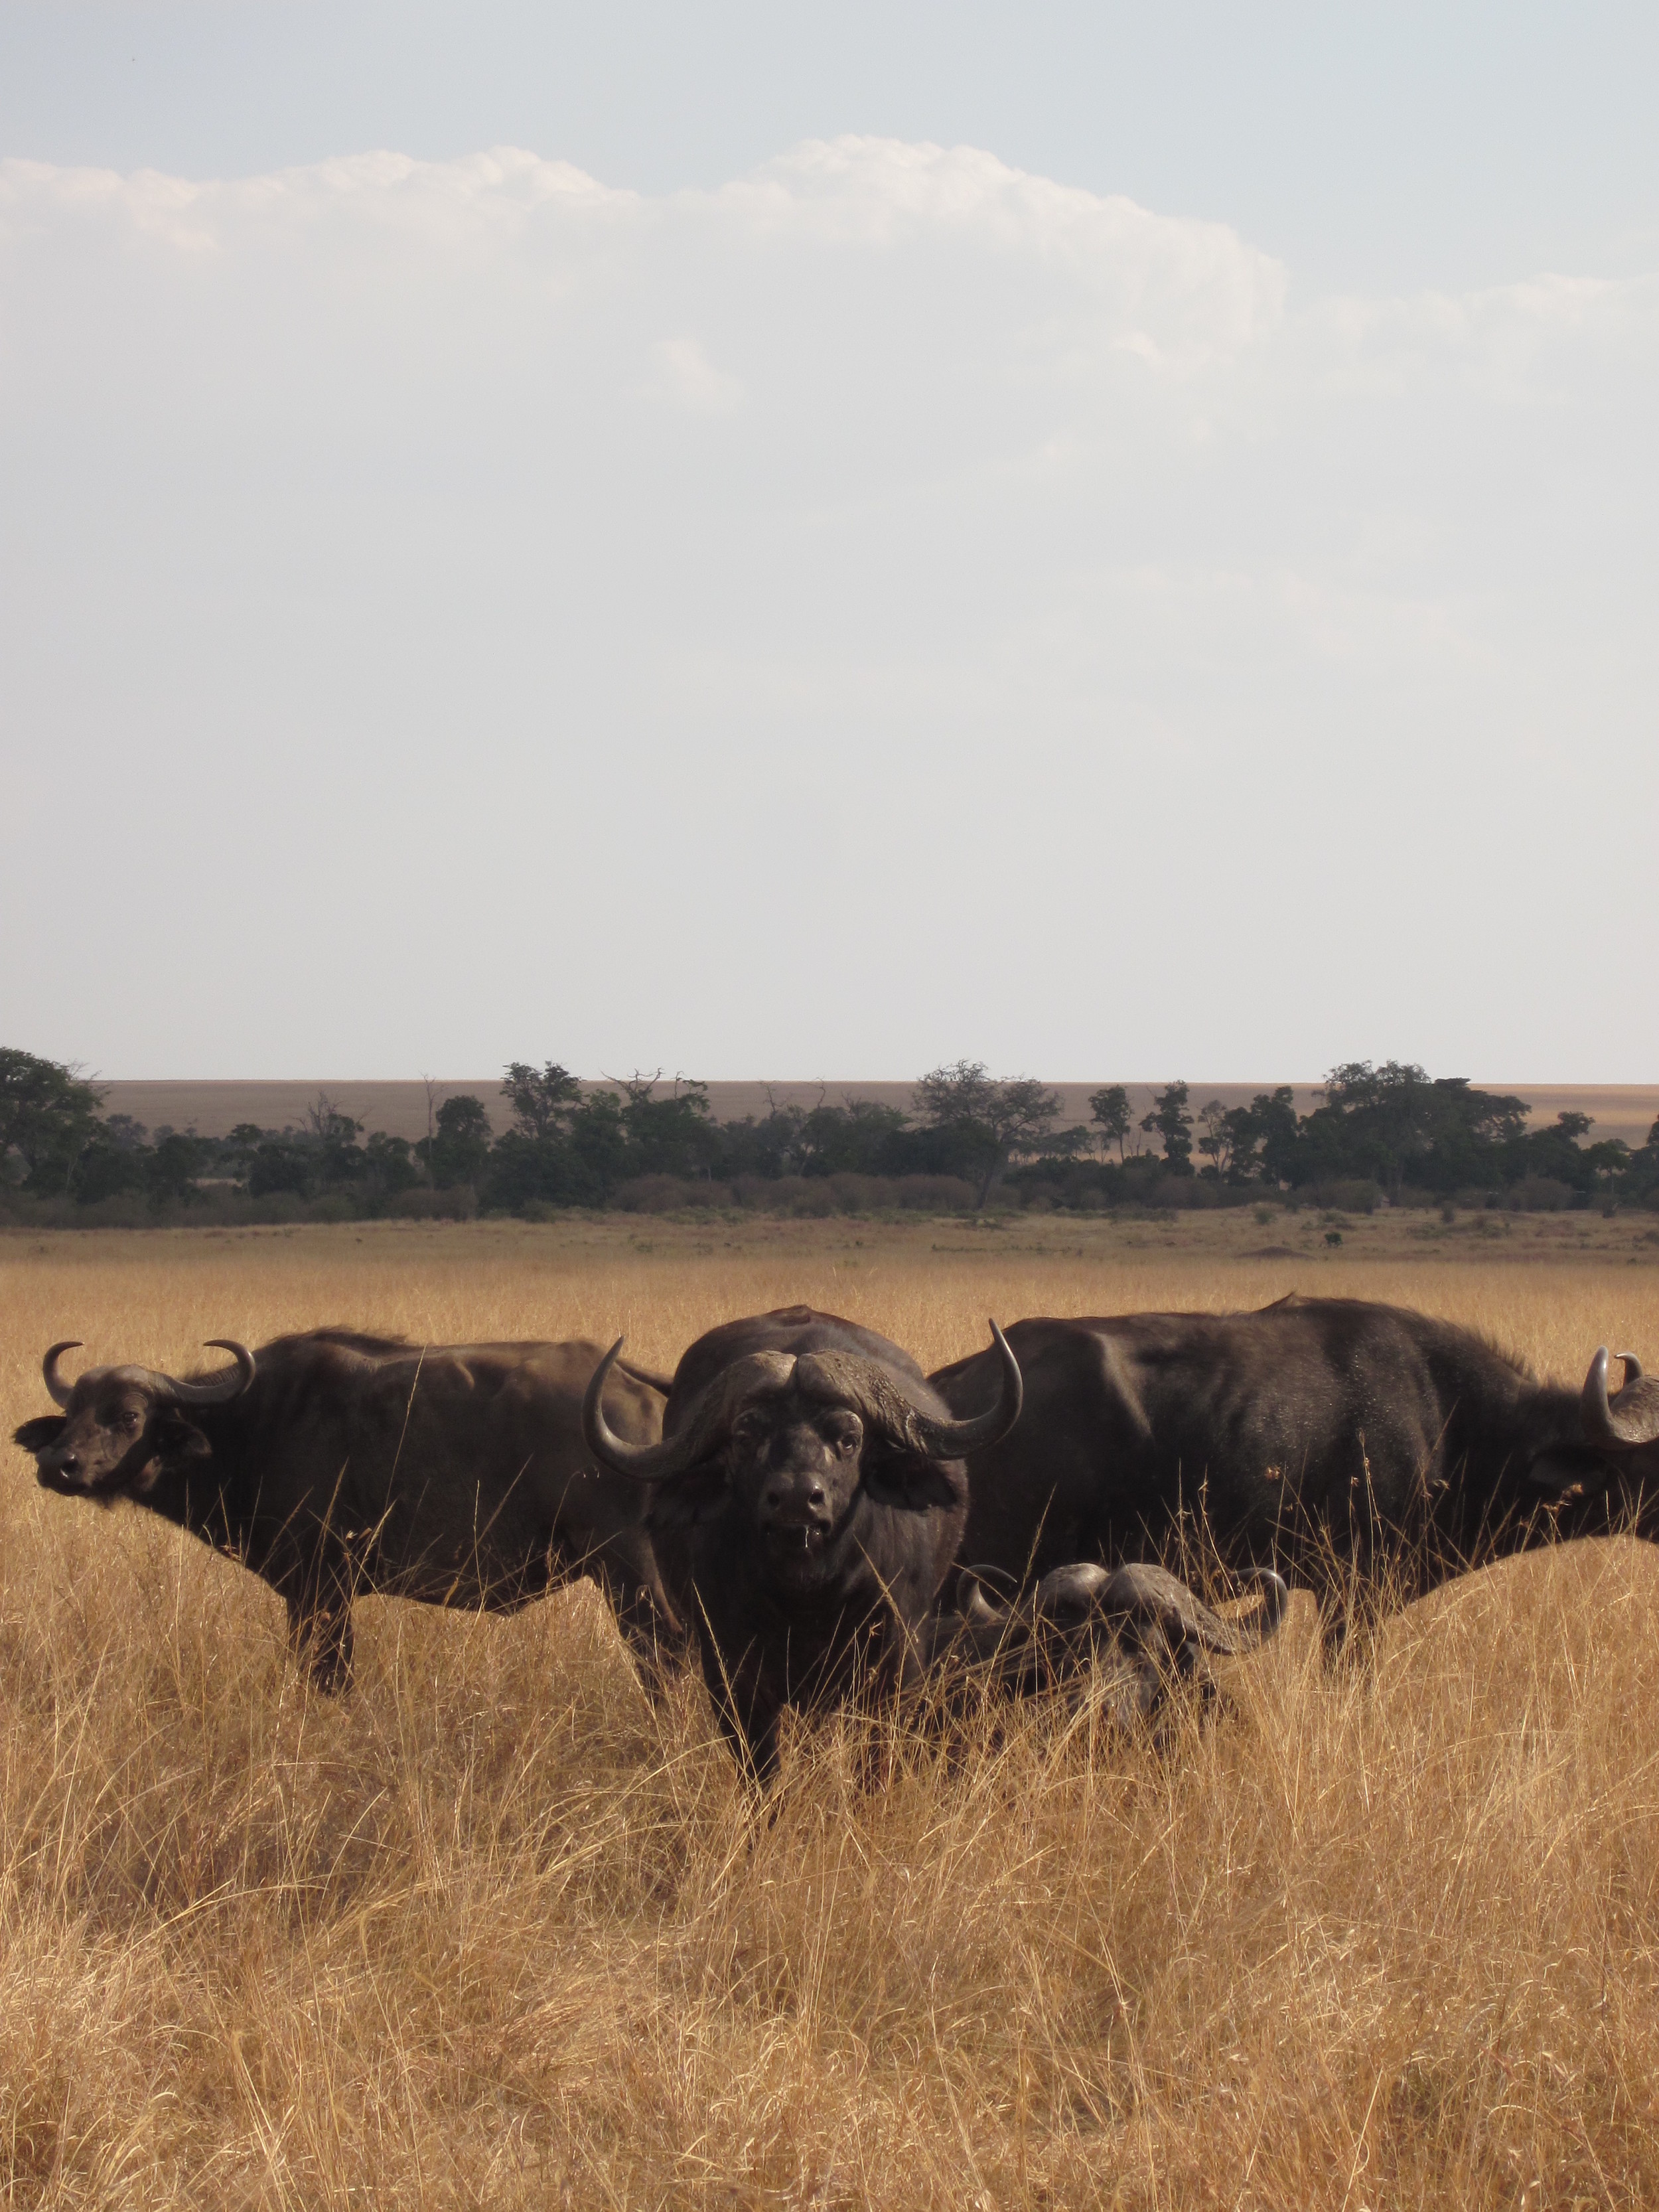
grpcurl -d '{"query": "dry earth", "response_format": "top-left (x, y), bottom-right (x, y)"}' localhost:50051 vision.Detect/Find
top-left (3, 1212), bottom-right (1659, 2207)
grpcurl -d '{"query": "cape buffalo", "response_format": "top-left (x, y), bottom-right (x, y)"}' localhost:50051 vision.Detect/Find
top-left (924, 1560), bottom-right (1289, 1722)
top-left (581, 1304), bottom-right (1022, 1779)
top-left (15, 1331), bottom-right (685, 1690)
top-left (929, 1295), bottom-right (1659, 1648)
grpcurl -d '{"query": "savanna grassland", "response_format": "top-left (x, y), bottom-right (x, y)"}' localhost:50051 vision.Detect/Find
top-left (4, 1209), bottom-right (1659, 2209)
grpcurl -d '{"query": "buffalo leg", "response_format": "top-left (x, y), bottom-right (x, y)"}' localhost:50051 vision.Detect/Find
top-left (707, 1680), bottom-right (781, 1787)
top-left (697, 1637), bottom-right (782, 1787)
top-left (730, 1707), bottom-right (782, 1789)
top-left (286, 1591), bottom-right (355, 1692)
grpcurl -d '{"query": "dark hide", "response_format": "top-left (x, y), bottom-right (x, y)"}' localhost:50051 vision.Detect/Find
top-left (15, 1331), bottom-right (685, 1691)
top-left (930, 1296), bottom-right (1659, 1649)
top-left (922, 1560), bottom-right (1289, 1724)
top-left (641, 1307), bottom-right (987, 1781)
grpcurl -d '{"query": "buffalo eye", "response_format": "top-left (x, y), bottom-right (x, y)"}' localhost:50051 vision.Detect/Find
top-left (109, 1409), bottom-right (141, 1435)
top-left (827, 1418), bottom-right (862, 1457)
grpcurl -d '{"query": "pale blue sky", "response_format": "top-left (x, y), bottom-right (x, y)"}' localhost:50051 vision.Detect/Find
top-left (3, 6), bottom-right (1656, 1079)
top-left (6, 4), bottom-right (1658, 288)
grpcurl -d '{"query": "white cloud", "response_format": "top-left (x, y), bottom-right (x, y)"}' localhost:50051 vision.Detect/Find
top-left (0, 139), bottom-right (1655, 1078)
top-left (705, 138), bottom-right (1284, 363)
top-left (645, 335), bottom-right (744, 414)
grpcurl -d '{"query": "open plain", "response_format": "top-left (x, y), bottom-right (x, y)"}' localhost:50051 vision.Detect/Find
top-left (4, 1211), bottom-right (1659, 2207)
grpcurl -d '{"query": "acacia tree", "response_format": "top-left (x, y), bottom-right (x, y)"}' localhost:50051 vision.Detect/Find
top-left (423, 1095), bottom-right (493, 1189)
top-left (0, 1047), bottom-right (106, 1195)
top-left (611, 1072), bottom-right (719, 1177)
top-left (1218, 1087), bottom-right (1299, 1185)
top-left (1195, 1098), bottom-right (1234, 1179)
top-left (306, 1092), bottom-right (366, 1184)
top-left (914, 1061), bottom-right (1068, 1207)
top-left (1088, 1084), bottom-right (1133, 1163)
top-left (1139, 1080), bottom-right (1194, 1175)
top-left (1302, 1063), bottom-right (1530, 1197)
top-left (796, 1098), bottom-right (910, 1177)
top-left (501, 1061), bottom-right (583, 1140)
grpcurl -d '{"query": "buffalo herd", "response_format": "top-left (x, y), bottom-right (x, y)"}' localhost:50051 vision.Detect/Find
top-left (15, 1293), bottom-right (1658, 1781)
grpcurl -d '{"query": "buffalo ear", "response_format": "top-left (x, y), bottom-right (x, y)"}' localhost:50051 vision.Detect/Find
top-left (13, 1416), bottom-right (66, 1453)
top-left (865, 1453), bottom-right (964, 1512)
top-left (151, 1415), bottom-right (212, 1465)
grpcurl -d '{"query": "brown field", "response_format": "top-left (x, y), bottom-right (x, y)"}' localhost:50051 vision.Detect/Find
top-left (4, 1212), bottom-right (1659, 2207)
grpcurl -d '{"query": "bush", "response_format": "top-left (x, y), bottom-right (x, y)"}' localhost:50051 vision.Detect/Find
top-left (1506, 1177), bottom-right (1574, 1213)
top-left (61, 1192), bottom-right (154, 1229)
top-left (259, 1191), bottom-right (311, 1224)
top-left (388, 1186), bottom-right (477, 1221)
top-left (1305, 1179), bottom-right (1380, 1215)
top-left (893, 1175), bottom-right (977, 1211)
top-left (1173, 1179), bottom-right (1225, 1211)
top-left (721, 1173), bottom-right (977, 1217)
top-left (735, 1176), bottom-right (838, 1217)
top-left (247, 1142), bottom-right (312, 1199)
top-left (613, 1176), bottom-right (731, 1213)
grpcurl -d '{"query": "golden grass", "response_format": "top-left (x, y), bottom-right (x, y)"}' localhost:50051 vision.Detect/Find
top-left (4, 1215), bottom-right (1659, 2207)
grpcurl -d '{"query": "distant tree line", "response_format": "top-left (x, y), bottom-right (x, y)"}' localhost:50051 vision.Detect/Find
top-left (1054, 1066), bottom-right (1650, 1208)
top-left (3, 1046), bottom-right (1657, 1223)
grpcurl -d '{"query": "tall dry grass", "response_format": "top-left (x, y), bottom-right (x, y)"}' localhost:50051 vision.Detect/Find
top-left (3, 1217), bottom-right (1659, 2207)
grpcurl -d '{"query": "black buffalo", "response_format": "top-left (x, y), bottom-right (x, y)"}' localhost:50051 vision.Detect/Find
top-left (581, 1304), bottom-right (1022, 1779)
top-left (930, 1295), bottom-right (1659, 1648)
top-left (924, 1559), bottom-right (1289, 1721)
top-left (15, 1331), bottom-right (685, 1689)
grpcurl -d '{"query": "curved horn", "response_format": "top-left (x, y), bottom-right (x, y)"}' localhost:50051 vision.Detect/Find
top-left (1030, 1561), bottom-right (1113, 1630)
top-left (959, 1570), bottom-right (1012, 1629)
top-left (1230, 1566), bottom-right (1291, 1648)
top-left (1619, 1351), bottom-right (1644, 1384)
top-left (1096, 1562), bottom-right (1290, 1656)
top-left (581, 1338), bottom-right (704, 1482)
top-left (1583, 1347), bottom-right (1617, 1443)
top-left (910, 1322), bottom-right (1023, 1457)
top-left (1581, 1345), bottom-right (1659, 1449)
top-left (42, 1341), bottom-right (84, 1408)
top-left (167, 1341), bottom-right (256, 1405)
top-left (951, 1568), bottom-right (1042, 1666)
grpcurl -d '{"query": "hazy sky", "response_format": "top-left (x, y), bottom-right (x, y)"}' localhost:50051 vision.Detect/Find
top-left (3, 5), bottom-right (1656, 1082)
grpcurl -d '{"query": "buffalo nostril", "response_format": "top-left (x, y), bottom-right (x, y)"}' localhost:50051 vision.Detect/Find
top-left (807, 1485), bottom-right (826, 1509)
